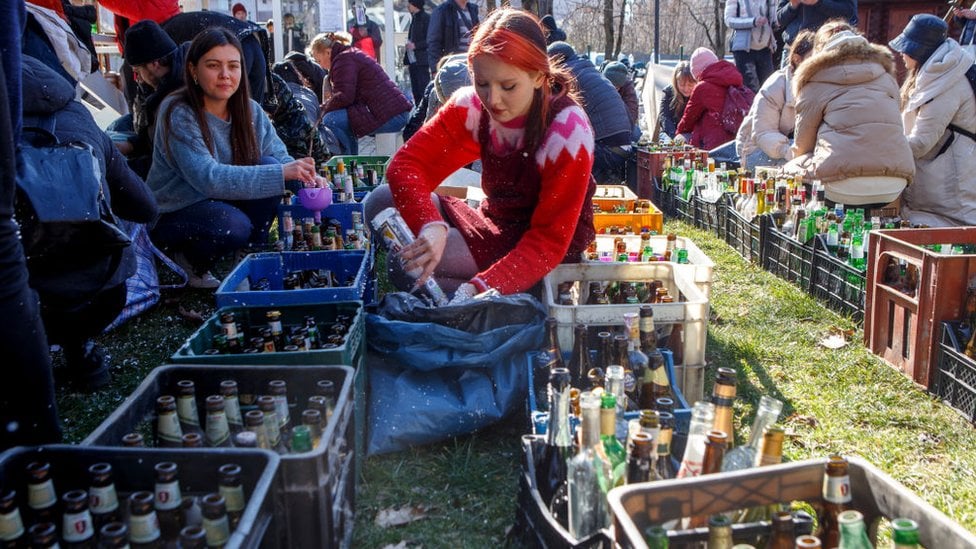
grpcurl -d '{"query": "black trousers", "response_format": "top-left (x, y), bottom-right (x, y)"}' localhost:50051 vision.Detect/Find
top-left (733, 48), bottom-right (775, 93)
top-left (409, 63), bottom-right (432, 107)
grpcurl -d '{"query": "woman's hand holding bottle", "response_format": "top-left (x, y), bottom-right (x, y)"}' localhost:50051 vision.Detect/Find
top-left (401, 223), bottom-right (449, 284)
top-left (283, 157), bottom-right (317, 183)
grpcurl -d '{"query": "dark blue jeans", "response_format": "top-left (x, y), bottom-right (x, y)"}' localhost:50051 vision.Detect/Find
top-left (0, 0), bottom-right (63, 448)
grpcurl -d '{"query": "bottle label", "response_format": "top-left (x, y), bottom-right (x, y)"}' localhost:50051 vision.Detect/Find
top-left (852, 243), bottom-right (864, 259)
top-left (268, 319), bottom-right (282, 335)
top-left (129, 512), bottom-right (161, 543)
top-left (27, 480), bottom-right (56, 510)
top-left (219, 485), bottom-right (246, 513)
top-left (222, 321), bottom-right (238, 339)
top-left (206, 412), bottom-right (231, 447)
top-left (0, 509), bottom-right (24, 540)
top-left (823, 474), bottom-right (851, 504)
top-left (652, 366), bottom-right (670, 389)
top-left (89, 484), bottom-right (119, 514)
top-left (224, 396), bottom-right (243, 427)
top-left (158, 412), bottom-right (183, 444)
top-left (62, 510), bottom-right (94, 542)
top-left (177, 396), bottom-right (201, 427)
top-left (203, 516), bottom-right (231, 546)
top-left (155, 480), bottom-right (183, 511)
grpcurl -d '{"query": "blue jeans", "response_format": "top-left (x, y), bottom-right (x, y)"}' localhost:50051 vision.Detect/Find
top-left (323, 109), bottom-right (410, 155)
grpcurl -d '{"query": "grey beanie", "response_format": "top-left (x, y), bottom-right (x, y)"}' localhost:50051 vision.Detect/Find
top-left (603, 61), bottom-right (631, 88)
top-left (547, 41), bottom-right (576, 64)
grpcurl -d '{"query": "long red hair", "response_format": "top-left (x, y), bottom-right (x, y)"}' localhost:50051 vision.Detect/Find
top-left (467, 8), bottom-right (576, 152)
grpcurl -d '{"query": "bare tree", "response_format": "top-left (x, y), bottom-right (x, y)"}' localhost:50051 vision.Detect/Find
top-left (612, 0), bottom-right (627, 58)
top-left (603, 0), bottom-right (615, 59)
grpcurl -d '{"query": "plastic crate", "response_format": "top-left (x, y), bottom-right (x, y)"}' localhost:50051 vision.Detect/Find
top-left (541, 262), bottom-right (709, 403)
top-left (325, 154), bottom-right (389, 193)
top-left (636, 149), bottom-right (710, 204)
top-left (608, 456), bottom-right (976, 549)
top-left (691, 192), bottom-right (730, 238)
top-left (586, 235), bottom-right (715, 299)
top-left (865, 228), bottom-right (976, 388)
top-left (762, 224), bottom-right (815, 291)
top-left (593, 208), bottom-right (664, 236)
top-left (0, 444), bottom-right (280, 549)
top-left (810, 233), bottom-right (865, 322)
top-left (215, 251), bottom-right (370, 308)
top-left (724, 207), bottom-right (764, 263)
top-left (652, 178), bottom-right (677, 219)
top-left (935, 322), bottom-right (976, 424)
top-left (84, 365), bottom-right (355, 549)
top-left (672, 189), bottom-right (694, 226)
top-left (593, 185), bottom-right (639, 213)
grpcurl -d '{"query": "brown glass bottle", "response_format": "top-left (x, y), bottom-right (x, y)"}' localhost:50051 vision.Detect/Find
top-left (795, 535), bottom-right (822, 548)
top-left (121, 433), bottom-right (145, 447)
top-left (87, 463), bottom-right (120, 532)
top-left (566, 323), bottom-right (591, 387)
top-left (61, 489), bottom-right (95, 548)
top-left (243, 410), bottom-right (270, 450)
top-left (153, 462), bottom-right (184, 543)
top-left (655, 412), bottom-right (678, 480)
top-left (179, 526), bottom-right (207, 549)
top-left (127, 492), bottom-right (162, 549)
top-left (155, 396), bottom-right (184, 448)
top-left (204, 395), bottom-right (232, 448)
top-left (710, 367), bottom-right (737, 449)
top-left (766, 510), bottom-right (795, 549)
top-left (596, 331), bottom-right (613, 374)
top-left (25, 462), bottom-right (57, 525)
top-left (542, 317), bottom-right (565, 369)
top-left (306, 396), bottom-right (329, 427)
top-left (26, 523), bottom-right (57, 549)
top-left (201, 494), bottom-right (231, 548)
top-left (98, 522), bottom-right (128, 548)
top-left (0, 490), bottom-right (26, 548)
top-left (701, 430), bottom-right (728, 475)
top-left (217, 465), bottom-right (246, 530)
top-left (819, 455), bottom-right (852, 549)
top-left (625, 432), bottom-right (654, 484)
top-left (758, 426), bottom-right (785, 466)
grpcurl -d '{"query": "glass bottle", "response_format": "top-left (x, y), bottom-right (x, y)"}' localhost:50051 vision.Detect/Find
top-left (257, 396), bottom-right (287, 454)
top-left (721, 396), bottom-right (784, 471)
top-left (613, 334), bottom-right (634, 399)
top-left (767, 511), bottom-right (795, 549)
top-left (626, 432), bottom-right (654, 484)
top-left (219, 381), bottom-right (244, 435)
top-left (758, 425), bottom-right (785, 466)
top-left (676, 401), bottom-right (716, 478)
top-left (655, 412), bottom-right (678, 480)
top-left (26, 523), bottom-right (57, 549)
top-left (60, 490), bottom-right (95, 549)
top-left (98, 522), bottom-right (128, 548)
top-left (820, 455), bottom-right (852, 549)
top-left (181, 433), bottom-right (203, 448)
top-left (290, 425), bottom-right (313, 453)
top-left (0, 490), bottom-right (25, 548)
top-left (599, 393), bottom-right (627, 481)
top-left (158, 396), bottom-right (187, 447)
top-left (596, 331), bottom-right (613, 374)
top-left (646, 525), bottom-right (668, 548)
top-left (542, 317), bottom-right (564, 369)
top-left (179, 526), bottom-right (207, 549)
top-left (219, 313), bottom-right (242, 354)
top-left (567, 324), bottom-right (591, 388)
top-left (604, 366), bottom-right (629, 439)
top-left (795, 535), bottom-right (822, 548)
top-left (200, 494), bottom-right (231, 549)
top-left (315, 379), bottom-right (337, 418)
top-left (301, 409), bottom-right (323, 448)
top-left (127, 492), bottom-right (162, 549)
top-left (25, 461), bottom-right (57, 525)
top-left (891, 518), bottom-right (920, 548)
top-left (87, 463), bottom-right (120, 533)
top-left (567, 391), bottom-right (611, 539)
top-left (234, 430), bottom-right (258, 449)
top-left (707, 514), bottom-right (734, 549)
top-left (625, 313), bottom-right (649, 404)
top-left (204, 396), bottom-right (232, 448)
top-left (267, 380), bottom-right (292, 432)
top-left (537, 367), bottom-right (572, 508)
top-left (153, 463), bottom-right (183, 543)
top-left (217, 465), bottom-right (246, 531)
top-left (175, 381), bottom-right (203, 436)
top-left (701, 431), bottom-right (728, 475)
top-left (837, 510), bottom-right (872, 549)
top-left (121, 433), bottom-right (144, 447)
top-left (710, 367), bottom-right (737, 449)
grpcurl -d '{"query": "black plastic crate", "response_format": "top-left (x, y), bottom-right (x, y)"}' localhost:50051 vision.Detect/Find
top-left (84, 365), bottom-right (355, 549)
top-left (691, 192), bottom-right (730, 238)
top-left (762, 223), bottom-right (815, 290)
top-left (0, 445), bottom-right (280, 549)
top-left (935, 322), bottom-right (976, 423)
top-left (811, 234), bottom-right (865, 322)
top-left (672, 188), bottom-right (694, 226)
top-left (724, 207), bottom-right (764, 263)
top-left (653, 178), bottom-right (677, 219)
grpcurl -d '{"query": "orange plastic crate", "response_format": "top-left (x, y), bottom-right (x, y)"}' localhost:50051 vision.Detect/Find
top-left (593, 207), bottom-right (664, 235)
top-left (865, 227), bottom-right (976, 388)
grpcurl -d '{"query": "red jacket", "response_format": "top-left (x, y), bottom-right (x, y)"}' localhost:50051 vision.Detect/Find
top-left (677, 60), bottom-right (743, 149)
top-left (96, 0), bottom-right (180, 52)
top-left (323, 43), bottom-right (412, 137)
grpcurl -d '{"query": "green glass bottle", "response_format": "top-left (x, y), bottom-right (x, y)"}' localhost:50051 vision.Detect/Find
top-left (599, 393), bottom-right (626, 483)
top-left (290, 425), bottom-right (313, 453)
top-left (645, 525), bottom-right (668, 548)
top-left (891, 518), bottom-right (920, 549)
top-left (837, 510), bottom-right (872, 549)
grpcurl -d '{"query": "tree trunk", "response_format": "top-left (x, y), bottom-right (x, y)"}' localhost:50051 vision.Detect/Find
top-left (613, 0), bottom-right (627, 59)
top-left (603, 0), bottom-right (615, 60)
top-left (714, 0), bottom-right (726, 57)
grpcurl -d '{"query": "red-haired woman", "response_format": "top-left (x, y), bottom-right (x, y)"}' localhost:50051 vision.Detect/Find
top-left (365, 8), bottom-right (596, 304)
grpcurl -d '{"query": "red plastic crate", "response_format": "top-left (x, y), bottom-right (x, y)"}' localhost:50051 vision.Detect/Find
top-left (635, 148), bottom-right (709, 202)
top-left (865, 227), bottom-right (976, 388)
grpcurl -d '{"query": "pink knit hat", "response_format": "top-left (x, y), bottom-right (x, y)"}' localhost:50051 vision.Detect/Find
top-left (689, 47), bottom-right (719, 80)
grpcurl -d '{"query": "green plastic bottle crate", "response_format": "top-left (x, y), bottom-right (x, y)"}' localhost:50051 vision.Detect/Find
top-left (83, 364), bottom-right (355, 549)
top-left (325, 154), bottom-right (390, 193)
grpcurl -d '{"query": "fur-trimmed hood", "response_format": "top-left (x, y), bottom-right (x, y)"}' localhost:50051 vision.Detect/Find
top-left (793, 35), bottom-right (896, 94)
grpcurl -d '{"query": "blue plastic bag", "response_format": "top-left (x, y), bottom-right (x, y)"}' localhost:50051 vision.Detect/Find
top-left (366, 292), bottom-right (546, 455)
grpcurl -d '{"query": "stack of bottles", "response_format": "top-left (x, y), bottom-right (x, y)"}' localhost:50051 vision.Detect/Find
top-left (125, 377), bottom-right (337, 455)
top-left (555, 280), bottom-right (683, 307)
top-left (660, 156), bottom-right (737, 203)
top-left (591, 198), bottom-right (656, 215)
top-left (317, 157), bottom-right (379, 202)
top-left (584, 232), bottom-right (691, 264)
top-left (0, 460), bottom-right (249, 548)
top-left (248, 267), bottom-right (356, 292)
top-left (277, 207), bottom-right (368, 252)
top-left (202, 310), bottom-right (352, 355)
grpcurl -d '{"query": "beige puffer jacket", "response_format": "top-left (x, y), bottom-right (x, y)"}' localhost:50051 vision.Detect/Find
top-left (784, 33), bottom-right (914, 203)
top-left (901, 39), bottom-right (976, 227)
top-left (737, 67), bottom-right (795, 161)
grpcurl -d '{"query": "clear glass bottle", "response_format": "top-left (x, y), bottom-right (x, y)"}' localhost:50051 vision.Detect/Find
top-left (267, 380), bottom-right (292, 431)
top-left (721, 396), bottom-right (783, 471)
top-left (567, 391), bottom-right (611, 539)
top-left (204, 395), bottom-right (233, 448)
top-left (257, 396), bottom-right (287, 454)
top-left (159, 395), bottom-right (189, 447)
top-left (219, 381), bottom-right (244, 435)
top-left (676, 401), bottom-right (716, 478)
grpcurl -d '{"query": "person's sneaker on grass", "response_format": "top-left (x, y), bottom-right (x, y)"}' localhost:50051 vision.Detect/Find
top-left (171, 252), bottom-right (221, 289)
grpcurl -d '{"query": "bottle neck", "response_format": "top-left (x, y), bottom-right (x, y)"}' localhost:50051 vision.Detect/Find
top-left (580, 403), bottom-right (601, 450)
top-left (547, 385), bottom-right (572, 449)
top-left (746, 407), bottom-right (780, 449)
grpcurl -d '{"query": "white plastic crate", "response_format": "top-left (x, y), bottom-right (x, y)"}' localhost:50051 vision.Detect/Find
top-left (542, 262), bottom-right (709, 403)
top-left (586, 234), bottom-right (715, 298)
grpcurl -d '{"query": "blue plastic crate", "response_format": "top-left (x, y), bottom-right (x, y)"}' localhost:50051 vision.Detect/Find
top-left (216, 251), bottom-right (369, 308)
top-left (278, 200), bottom-right (366, 236)
top-left (526, 349), bottom-right (691, 433)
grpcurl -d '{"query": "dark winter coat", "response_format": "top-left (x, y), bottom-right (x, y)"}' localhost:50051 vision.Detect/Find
top-left (657, 85), bottom-right (687, 138)
top-left (266, 73), bottom-right (331, 166)
top-left (323, 43), bottom-right (413, 137)
top-left (619, 80), bottom-right (639, 127)
top-left (406, 9), bottom-right (430, 67)
top-left (21, 56), bottom-right (158, 296)
top-left (676, 60), bottom-right (743, 149)
top-left (776, 0), bottom-right (857, 45)
top-left (427, 0), bottom-right (479, 68)
top-left (131, 41), bottom-right (189, 159)
top-left (562, 56), bottom-right (633, 145)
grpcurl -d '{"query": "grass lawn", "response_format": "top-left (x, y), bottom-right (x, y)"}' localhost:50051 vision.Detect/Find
top-left (55, 219), bottom-right (976, 548)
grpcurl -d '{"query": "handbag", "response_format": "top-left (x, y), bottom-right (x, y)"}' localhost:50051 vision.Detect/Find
top-left (728, 0), bottom-right (755, 52)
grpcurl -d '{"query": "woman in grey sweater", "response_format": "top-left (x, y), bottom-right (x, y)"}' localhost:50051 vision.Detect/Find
top-left (147, 27), bottom-right (316, 288)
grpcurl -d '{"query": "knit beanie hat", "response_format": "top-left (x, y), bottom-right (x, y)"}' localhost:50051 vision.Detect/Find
top-left (232, 3), bottom-right (247, 16)
top-left (603, 61), bottom-right (631, 88)
top-left (689, 47), bottom-right (719, 80)
top-left (124, 20), bottom-right (178, 66)
top-left (408, 0), bottom-right (425, 9)
top-left (547, 41), bottom-right (576, 64)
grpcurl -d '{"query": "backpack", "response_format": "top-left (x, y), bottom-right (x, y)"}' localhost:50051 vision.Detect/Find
top-left (720, 84), bottom-right (755, 135)
top-left (16, 115), bottom-right (131, 306)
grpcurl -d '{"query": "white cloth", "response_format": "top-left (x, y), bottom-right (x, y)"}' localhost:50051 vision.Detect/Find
top-left (26, 3), bottom-right (92, 83)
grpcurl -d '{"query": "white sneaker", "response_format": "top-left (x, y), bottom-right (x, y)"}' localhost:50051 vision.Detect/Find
top-left (172, 252), bottom-right (222, 289)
